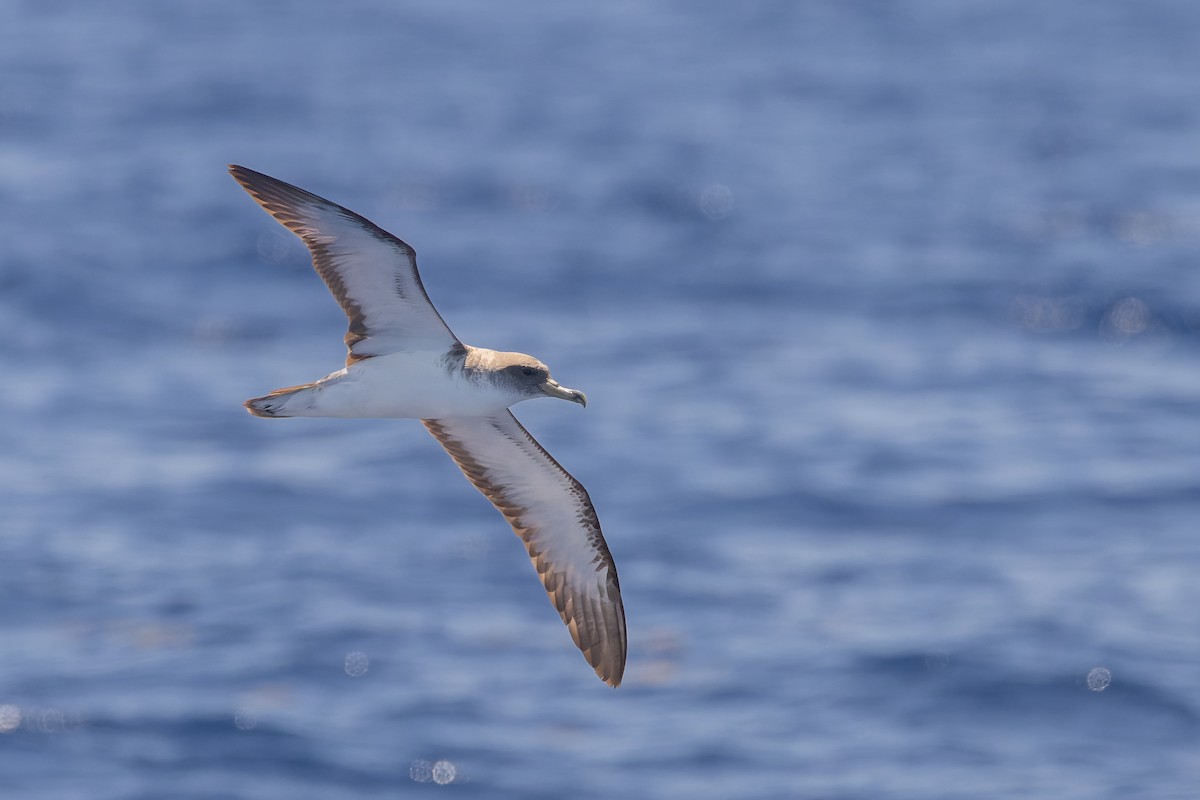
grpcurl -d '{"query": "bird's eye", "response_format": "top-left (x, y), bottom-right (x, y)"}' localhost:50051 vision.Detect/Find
top-left (521, 367), bottom-right (537, 377)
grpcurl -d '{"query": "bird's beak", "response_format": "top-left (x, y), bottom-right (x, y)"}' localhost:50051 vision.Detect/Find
top-left (541, 379), bottom-right (587, 407)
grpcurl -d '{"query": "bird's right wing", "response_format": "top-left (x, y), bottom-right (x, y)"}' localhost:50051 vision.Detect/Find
top-left (230, 165), bottom-right (462, 363)
top-left (423, 412), bottom-right (626, 686)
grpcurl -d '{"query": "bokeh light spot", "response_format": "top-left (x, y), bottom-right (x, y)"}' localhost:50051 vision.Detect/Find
top-left (432, 760), bottom-right (457, 785)
top-left (256, 230), bottom-right (293, 264)
top-left (344, 651), bottom-right (370, 677)
top-left (1009, 294), bottom-right (1084, 333)
top-left (36, 709), bottom-right (66, 733)
top-left (0, 705), bottom-right (20, 733)
top-left (1087, 667), bottom-right (1112, 692)
top-left (409, 758), bottom-right (457, 785)
top-left (1105, 297), bottom-right (1148, 335)
top-left (923, 652), bottom-right (950, 671)
top-left (699, 184), bottom-right (734, 219)
top-left (409, 760), bottom-right (433, 783)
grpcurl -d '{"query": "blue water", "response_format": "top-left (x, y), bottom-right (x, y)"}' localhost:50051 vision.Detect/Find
top-left (2, 2), bottom-right (1198, 797)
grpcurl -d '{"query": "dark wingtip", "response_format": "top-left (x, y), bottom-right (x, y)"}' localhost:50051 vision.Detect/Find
top-left (228, 164), bottom-right (264, 191)
top-left (602, 656), bottom-right (625, 687)
top-left (591, 633), bottom-right (626, 687)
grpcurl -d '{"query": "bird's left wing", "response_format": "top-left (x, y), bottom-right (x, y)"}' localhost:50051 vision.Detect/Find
top-left (423, 412), bottom-right (626, 686)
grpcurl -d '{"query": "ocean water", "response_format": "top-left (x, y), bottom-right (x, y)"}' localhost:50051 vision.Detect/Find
top-left (2, 1), bottom-right (1199, 798)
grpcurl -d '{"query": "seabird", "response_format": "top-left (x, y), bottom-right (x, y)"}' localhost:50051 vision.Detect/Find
top-left (230, 165), bottom-right (626, 686)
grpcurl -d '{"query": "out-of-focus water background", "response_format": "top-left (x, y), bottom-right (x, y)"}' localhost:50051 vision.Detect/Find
top-left (2, 2), bottom-right (1198, 798)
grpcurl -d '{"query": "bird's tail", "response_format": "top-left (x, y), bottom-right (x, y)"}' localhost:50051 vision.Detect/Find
top-left (244, 383), bottom-right (316, 418)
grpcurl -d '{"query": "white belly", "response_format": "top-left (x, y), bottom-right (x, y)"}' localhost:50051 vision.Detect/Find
top-left (284, 352), bottom-right (509, 419)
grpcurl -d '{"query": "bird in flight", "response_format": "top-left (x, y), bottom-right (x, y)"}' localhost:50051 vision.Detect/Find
top-left (230, 165), bottom-right (625, 686)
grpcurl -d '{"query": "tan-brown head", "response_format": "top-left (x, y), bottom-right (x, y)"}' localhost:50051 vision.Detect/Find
top-left (472, 349), bottom-right (588, 407)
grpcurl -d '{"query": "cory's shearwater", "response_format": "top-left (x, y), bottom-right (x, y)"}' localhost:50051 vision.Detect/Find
top-left (231, 165), bottom-right (626, 686)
